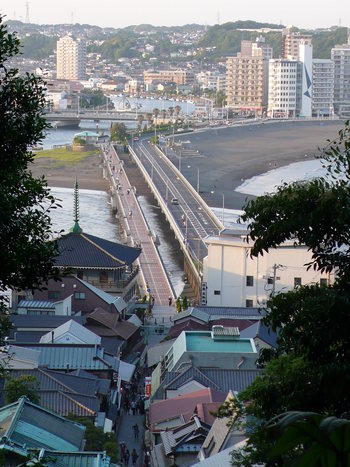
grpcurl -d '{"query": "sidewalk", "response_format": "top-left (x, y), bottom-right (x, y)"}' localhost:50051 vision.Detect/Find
top-left (117, 411), bottom-right (145, 466)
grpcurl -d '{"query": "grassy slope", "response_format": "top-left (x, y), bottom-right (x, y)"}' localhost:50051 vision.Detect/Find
top-left (34, 148), bottom-right (99, 168)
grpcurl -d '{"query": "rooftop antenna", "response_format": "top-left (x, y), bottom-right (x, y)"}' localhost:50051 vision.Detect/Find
top-left (25, 2), bottom-right (30, 23)
top-left (70, 179), bottom-right (83, 233)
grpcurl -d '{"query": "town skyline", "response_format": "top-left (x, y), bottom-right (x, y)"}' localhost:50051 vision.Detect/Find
top-left (1, 0), bottom-right (350, 30)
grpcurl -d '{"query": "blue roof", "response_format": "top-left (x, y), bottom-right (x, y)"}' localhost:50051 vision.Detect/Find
top-left (194, 306), bottom-right (265, 319)
top-left (56, 232), bottom-right (141, 269)
top-left (74, 131), bottom-right (99, 137)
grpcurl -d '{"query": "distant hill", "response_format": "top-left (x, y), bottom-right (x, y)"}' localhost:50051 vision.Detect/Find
top-left (198, 22), bottom-right (349, 60)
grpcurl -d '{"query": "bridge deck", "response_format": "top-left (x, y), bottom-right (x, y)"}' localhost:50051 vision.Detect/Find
top-left (106, 145), bottom-right (173, 306)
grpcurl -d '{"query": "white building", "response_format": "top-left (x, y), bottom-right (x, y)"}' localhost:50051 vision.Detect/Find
top-left (56, 35), bottom-right (87, 80)
top-left (312, 59), bottom-right (334, 116)
top-left (202, 229), bottom-right (332, 308)
top-left (299, 42), bottom-right (313, 118)
top-left (331, 31), bottom-right (350, 118)
top-left (267, 59), bottom-right (300, 118)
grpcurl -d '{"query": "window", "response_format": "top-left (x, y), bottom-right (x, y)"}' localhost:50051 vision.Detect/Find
top-left (294, 277), bottom-right (302, 287)
top-left (267, 277), bottom-right (274, 285)
top-left (246, 276), bottom-right (254, 287)
top-left (320, 278), bottom-right (328, 287)
top-left (74, 292), bottom-right (86, 300)
top-left (246, 299), bottom-right (254, 307)
top-left (214, 290), bottom-right (221, 295)
top-left (48, 291), bottom-right (60, 300)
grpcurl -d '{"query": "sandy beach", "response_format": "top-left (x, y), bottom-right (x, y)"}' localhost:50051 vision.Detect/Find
top-left (31, 153), bottom-right (109, 191)
top-left (173, 120), bottom-right (344, 209)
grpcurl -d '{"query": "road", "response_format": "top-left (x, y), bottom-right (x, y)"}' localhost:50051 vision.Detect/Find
top-left (132, 140), bottom-right (221, 264)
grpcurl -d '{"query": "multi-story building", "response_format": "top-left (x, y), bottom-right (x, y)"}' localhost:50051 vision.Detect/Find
top-left (56, 35), bottom-right (86, 80)
top-left (267, 59), bottom-right (300, 117)
top-left (282, 29), bottom-right (312, 60)
top-left (331, 31), bottom-right (350, 117)
top-left (312, 59), bottom-right (334, 116)
top-left (226, 38), bottom-right (271, 115)
top-left (299, 42), bottom-right (313, 117)
top-left (143, 69), bottom-right (194, 86)
top-left (202, 229), bottom-right (333, 308)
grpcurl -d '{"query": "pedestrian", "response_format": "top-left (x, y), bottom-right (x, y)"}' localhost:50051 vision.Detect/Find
top-left (168, 296), bottom-right (172, 306)
top-left (119, 442), bottom-right (126, 463)
top-left (124, 448), bottom-right (130, 466)
top-left (132, 423), bottom-right (139, 439)
top-left (151, 295), bottom-right (155, 308)
top-left (131, 400), bottom-right (136, 415)
top-left (131, 449), bottom-right (138, 467)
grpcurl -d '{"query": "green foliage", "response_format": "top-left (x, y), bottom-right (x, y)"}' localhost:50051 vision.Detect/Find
top-left (20, 34), bottom-right (56, 59)
top-left (5, 375), bottom-right (40, 404)
top-left (0, 16), bottom-right (60, 299)
top-left (89, 30), bottom-right (139, 63)
top-left (267, 412), bottom-right (350, 466)
top-left (182, 295), bottom-right (188, 310)
top-left (176, 297), bottom-right (181, 313)
top-left (218, 123), bottom-right (350, 465)
top-left (73, 136), bottom-right (86, 145)
top-left (80, 89), bottom-right (113, 109)
top-left (110, 123), bottom-right (128, 142)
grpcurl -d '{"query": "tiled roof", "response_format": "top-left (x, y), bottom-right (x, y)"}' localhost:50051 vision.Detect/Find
top-left (10, 315), bottom-right (86, 330)
top-left (38, 450), bottom-right (112, 467)
top-left (195, 306), bottom-right (265, 319)
top-left (17, 300), bottom-right (55, 309)
top-left (86, 308), bottom-right (138, 341)
top-left (149, 388), bottom-right (226, 427)
top-left (16, 344), bottom-right (119, 371)
top-left (56, 232), bottom-right (141, 269)
top-left (39, 390), bottom-right (98, 417)
top-left (160, 416), bottom-right (210, 455)
top-left (76, 280), bottom-right (127, 311)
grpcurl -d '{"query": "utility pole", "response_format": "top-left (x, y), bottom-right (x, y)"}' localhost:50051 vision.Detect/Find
top-left (197, 168), bottom-right (200, 193)
top-left (272, 264), bottom-right (282, 295)
top-left (179, 150), bottom-right (182, 172)
top-left (222, 192), bottom-right (225, 226)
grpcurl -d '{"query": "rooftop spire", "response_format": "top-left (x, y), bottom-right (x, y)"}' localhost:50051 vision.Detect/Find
top-left (70, 179), bottom-right (83, 233)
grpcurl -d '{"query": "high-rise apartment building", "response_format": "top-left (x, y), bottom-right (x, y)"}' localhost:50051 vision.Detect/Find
top-left (299, 42), bottom-right (313, 117)
top-left (282, 29), bottom-right (312, 60)
top-left (56, 35), bottom-right (87, 80)
top-left (331, 31), bottom-right (350, 118)
top-left (267, 59), bottom-right (301, 118)
top-left (312, 59), bottom-right (334, 116)
top-left (226, 38), bottom-right (271, 115)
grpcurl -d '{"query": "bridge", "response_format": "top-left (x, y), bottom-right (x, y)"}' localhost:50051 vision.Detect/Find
top-left (128, 140), bottom-right (222, 297)
top-left (44, 110), bottom-right (146, 126)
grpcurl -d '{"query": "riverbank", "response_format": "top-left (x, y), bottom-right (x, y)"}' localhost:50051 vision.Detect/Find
top-left (31, 149), bottom-right (108, 191)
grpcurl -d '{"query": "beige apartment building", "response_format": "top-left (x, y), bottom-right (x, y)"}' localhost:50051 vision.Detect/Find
top-left (226, 38), bottom-right (271, 115)
top-left (56, 35), bottom-right (87, 80)
top-left (282, 29), bottom-right (312, 60)
top-left (143, 69), bottom-right (194, 86)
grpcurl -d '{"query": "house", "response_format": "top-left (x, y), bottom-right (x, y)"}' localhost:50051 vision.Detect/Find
top-left (74, 130), bottom-right (99, 144)
top-left (152, 366), bottom-right (263, 400)
top-left (0, 397), bottom-right (112, 466)
top-left (152, 416), bottom-right (211, 467)
top-left (17, 295), bottom-right (72, 316)
top-left (148, 388), bottom-right (226, 435)
top-left (203, 228), bottom-right (333, 307)
top-left (198, 391), bottom-right (245, 463)
top-left (240, 320), bottom-right (278, 351)
top-left (39, 319), bottom-right (101, 345)
top-left (0, 396), bottom-right (86, 452)
top-left (31, 276), bottom-right (128, 315)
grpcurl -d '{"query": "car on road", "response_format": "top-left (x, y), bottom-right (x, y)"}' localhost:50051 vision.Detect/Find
top-left (171, 198), bottom-right (179, 205)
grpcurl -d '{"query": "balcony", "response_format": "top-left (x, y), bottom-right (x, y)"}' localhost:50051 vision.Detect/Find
top-left (87, 266), bottom-right (139, 292)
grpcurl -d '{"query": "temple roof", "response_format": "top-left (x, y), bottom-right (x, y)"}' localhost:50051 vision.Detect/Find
top-left (55, 232), bottom-right (141, 269)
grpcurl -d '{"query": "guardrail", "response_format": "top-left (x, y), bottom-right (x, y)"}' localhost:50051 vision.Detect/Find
top-left (128, 145), bottom-right (201, 286)
top-left (153, 144), bottom-right (224, 230)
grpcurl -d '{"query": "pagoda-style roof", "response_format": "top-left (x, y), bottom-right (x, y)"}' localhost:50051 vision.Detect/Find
top-left (55, 232), bottom-right (141, 269)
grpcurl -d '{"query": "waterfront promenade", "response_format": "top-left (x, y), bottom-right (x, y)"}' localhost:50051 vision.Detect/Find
top-left (103, 145), bottom-right (174, 308)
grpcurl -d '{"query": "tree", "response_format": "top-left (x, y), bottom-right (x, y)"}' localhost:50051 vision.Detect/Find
top-left (137, 114), bottom-right (144, 129)
top-left (0, 16), bottom-right (59, 329)
top-left (175, 105), bottom-right (181, 118)
top-left (5, 375), bottom-right (39, 404)
top-left (218, 123), bottom-right (350, 465)
top-left (110, 122), bottom-right (128, 142)
top-left (168, 107), bottom-right (174, 118)
top-left (161, 109), bottom-right (167, 120)
top-left (153, 107), bottom-right (160, 126)
top-left (145, 112), bottom-right (152, 126)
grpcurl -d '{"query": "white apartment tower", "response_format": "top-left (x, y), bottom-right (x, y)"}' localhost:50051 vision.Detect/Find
top-left (312, 59), bottom-right (334, 116)
top-left (331, 30), bottom-right (350, 118)
top-left (56, 35), bottom-right (87, 80)
top-left (267, 59), bottom-right (300, 118)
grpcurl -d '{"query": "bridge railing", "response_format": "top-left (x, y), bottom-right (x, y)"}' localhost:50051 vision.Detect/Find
top-left (128, 145), bottom-right (201, 286)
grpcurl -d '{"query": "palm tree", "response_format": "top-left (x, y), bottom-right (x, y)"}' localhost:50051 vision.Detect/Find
top-left (137, 114), bottom-right (144, 129)
top-left (175, 105), bottom-right (181, 118)
top-left (145, 113), bottom-right (152, 127)
top-left (153, 107), bottom-right (160, 126)
top-left (168, 107), bottom-right (174, 119)
top-left (161, 109), bottom-right (167, 121)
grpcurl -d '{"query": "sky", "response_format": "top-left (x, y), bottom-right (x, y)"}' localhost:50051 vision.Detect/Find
top-left (0, 0), bottom-right (349, 30)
